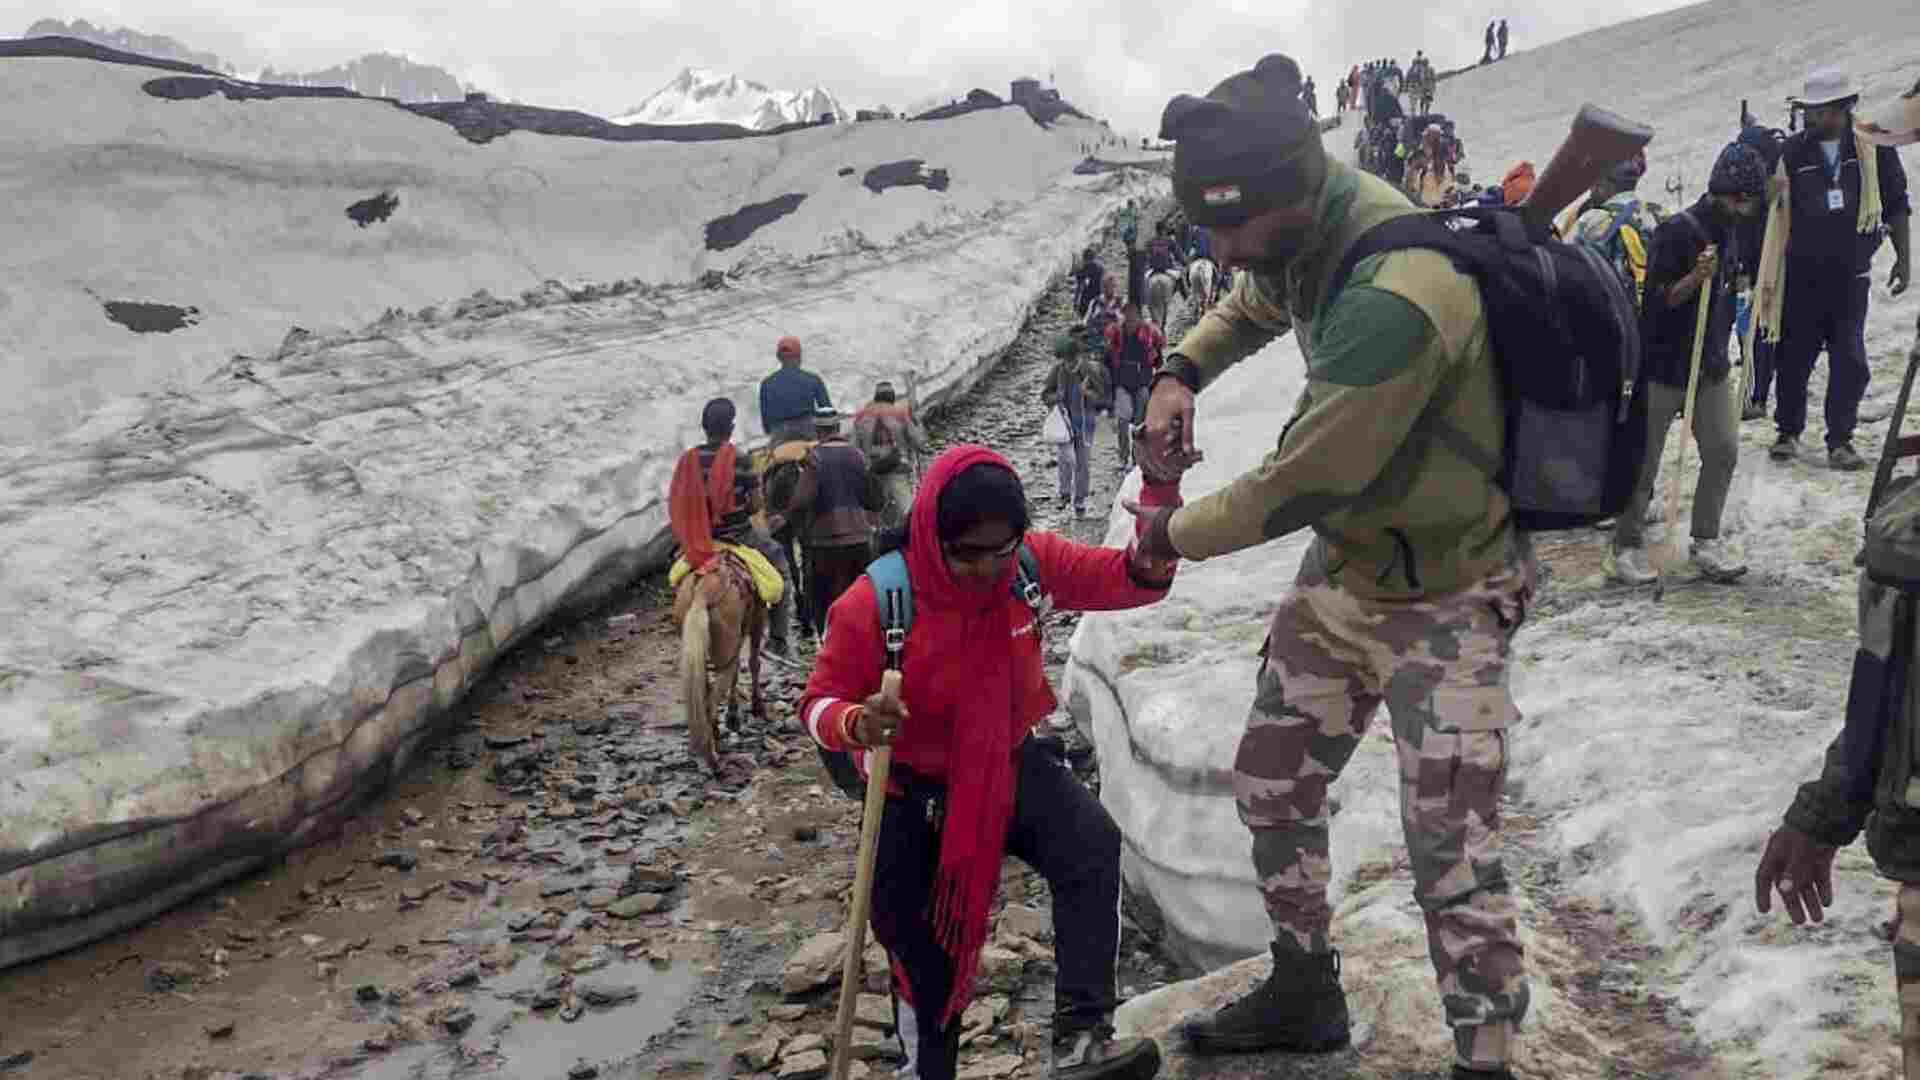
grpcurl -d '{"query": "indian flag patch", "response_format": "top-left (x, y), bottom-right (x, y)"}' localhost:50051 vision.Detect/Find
top-left (1202, 184), bottom-right (1242, 207)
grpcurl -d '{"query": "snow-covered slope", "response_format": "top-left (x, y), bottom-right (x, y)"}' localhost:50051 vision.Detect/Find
top-left (0, 57), bottom-right (1093, 446)
top-left (1076, 0), bottom-right (1920, 1074)
top-left (613, 67), bottom-right (848, 129)
top-left (0, 49), bottom-right (1158, 969)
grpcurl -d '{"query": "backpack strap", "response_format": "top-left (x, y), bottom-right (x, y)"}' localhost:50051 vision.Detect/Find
top-left (1012, 543), bottom-right (1047, 615)
top-left (1325, 209), bottom-right (1511, 318)
top-left (1597, 198), bottom-right (1641, 251)
top-left (865, 550), bottom-right (913, 671)
top-left (863, 543), bottom-right (1047, 671)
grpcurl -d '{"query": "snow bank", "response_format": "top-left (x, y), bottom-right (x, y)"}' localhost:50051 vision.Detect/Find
top-left (0, 55), bottom-right (1104, 445)
top-left (0, 50), bottom-right (1165, 968)
top-left (1075, 0), bottom-right (1920, 1071)
top-left (1065, 346), bottom-right (1315, 971)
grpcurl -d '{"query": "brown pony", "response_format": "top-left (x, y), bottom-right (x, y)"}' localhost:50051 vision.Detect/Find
top-left (674, 553), bottom-right (767, 774)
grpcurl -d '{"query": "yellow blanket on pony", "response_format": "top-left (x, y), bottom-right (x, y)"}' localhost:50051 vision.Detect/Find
top-left (669, 542), bottom-right (785, 607)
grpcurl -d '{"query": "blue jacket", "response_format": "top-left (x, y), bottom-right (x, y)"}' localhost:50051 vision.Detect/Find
top-left (759, 367), bottom-right (832, 431)
top-left (1781, 130), bottom-right (1911, 275)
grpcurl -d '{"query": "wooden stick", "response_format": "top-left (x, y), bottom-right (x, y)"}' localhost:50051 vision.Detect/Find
top-left (830, 669), bottom-right (901, 1080)
top-left (1656, 258), bottom-right (1717, 601)
top-left (1867, 340), bottom-right (1920, 530)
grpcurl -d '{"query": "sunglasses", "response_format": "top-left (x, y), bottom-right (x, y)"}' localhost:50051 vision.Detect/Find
top-left (942, 533), bottom-right (1025, 562)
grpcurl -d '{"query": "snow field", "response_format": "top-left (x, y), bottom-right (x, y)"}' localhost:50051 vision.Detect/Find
top-left (0, 55), bottom-right (1104, 445)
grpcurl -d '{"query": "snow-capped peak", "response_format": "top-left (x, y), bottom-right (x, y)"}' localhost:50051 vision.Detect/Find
top-left (613, 66), bottom-right (849, 130)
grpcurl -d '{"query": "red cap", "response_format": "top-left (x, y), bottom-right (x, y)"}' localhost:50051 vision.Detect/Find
top-left (776, 336), bottom-right (802, 358)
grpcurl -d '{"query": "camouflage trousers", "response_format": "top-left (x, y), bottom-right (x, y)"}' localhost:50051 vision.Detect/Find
top-left (1897, 885), bottom-right (1920, 1077)
top-left (1237, 547), bottom-right (1534, 1070)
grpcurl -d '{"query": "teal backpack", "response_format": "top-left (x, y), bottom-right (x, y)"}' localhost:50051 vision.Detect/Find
top-left (816, 545), bottom-right (1049, 799)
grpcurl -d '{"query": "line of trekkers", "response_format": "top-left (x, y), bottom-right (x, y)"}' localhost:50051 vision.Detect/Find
top-left (666, 53), bottom-right (1918, 1080)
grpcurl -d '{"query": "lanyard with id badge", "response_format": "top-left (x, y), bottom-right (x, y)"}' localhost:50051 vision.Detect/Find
top-left (1825, 147), bottom-right (1848, 213)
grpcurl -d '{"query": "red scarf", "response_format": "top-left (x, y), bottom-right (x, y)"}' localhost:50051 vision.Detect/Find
top-left (904, 445), bottom-right (1025, 1026)
top-left (668, 442), bottom-right (737, 571)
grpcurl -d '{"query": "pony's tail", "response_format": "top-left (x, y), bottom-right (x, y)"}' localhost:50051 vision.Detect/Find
top-left (682, 582), bottom-right (715, 771)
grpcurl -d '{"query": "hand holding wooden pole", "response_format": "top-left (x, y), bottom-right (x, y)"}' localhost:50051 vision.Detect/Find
top-left (830, 669), bottom-right (901, 1080)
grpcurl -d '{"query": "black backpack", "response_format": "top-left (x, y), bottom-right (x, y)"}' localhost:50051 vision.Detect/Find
top-left (1326, 207), bottom-right (1649, 532)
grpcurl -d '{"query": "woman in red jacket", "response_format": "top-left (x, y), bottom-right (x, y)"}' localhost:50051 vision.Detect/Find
top-left (802, 444), bottom-right (1180, 1080)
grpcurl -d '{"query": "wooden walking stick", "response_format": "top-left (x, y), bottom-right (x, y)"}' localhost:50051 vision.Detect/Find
top-left (1655, 249), bottom-right (1717, 602)
top-left (1865, 330), bottom-right (1920, 536)
top-left (830, 669), bottom-right (901, 1080)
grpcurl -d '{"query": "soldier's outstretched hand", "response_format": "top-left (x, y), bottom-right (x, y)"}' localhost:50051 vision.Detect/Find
top-left (1754, 825), bottom-right (1839, 924)
top-left (1143, 374), bottom-right (1197, 467)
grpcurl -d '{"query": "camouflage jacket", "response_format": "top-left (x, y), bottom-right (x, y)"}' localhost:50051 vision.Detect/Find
top-left (1785, 575), bottom-right (1920, 880)
top-left (1161, 159), bottom-right (1514, 601)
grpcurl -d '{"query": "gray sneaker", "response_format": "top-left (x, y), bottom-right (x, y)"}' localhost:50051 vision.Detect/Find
top-left (1051, 1025), bottom-right (1162, 1080)
top-left (1830, 443), bottom-right (1868, 471)
top-left (1769, 434), bottom-right (1799, 462)
top-left (1690, 538), bottom-right (1749, 583)
top-left (1742, 401), bottom-right (1768, 422)
top-left (1604, 545), bottom-right (1657, 586)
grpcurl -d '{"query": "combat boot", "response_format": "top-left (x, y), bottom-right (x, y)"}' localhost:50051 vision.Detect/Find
top-left (1180, 945), bottom-right (1350, 1055)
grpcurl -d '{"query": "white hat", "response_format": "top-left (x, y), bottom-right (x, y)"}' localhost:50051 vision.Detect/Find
top-left (1798, 69), bottom-right (1859, 109)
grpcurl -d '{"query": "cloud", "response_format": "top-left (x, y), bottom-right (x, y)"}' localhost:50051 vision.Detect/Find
top-left (27, 0), bottom-right (1697, 132)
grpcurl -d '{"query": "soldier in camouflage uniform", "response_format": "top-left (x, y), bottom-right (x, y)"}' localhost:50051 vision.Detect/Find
top-left (1126, 54), bottom-right (1534, 1080)
top-left (1757, 475), bottom-right (1920, 1076)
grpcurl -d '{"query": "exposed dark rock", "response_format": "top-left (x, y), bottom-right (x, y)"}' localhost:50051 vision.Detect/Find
top-left (6, 31), bottom-right (225, 74)
top-left (102, 300), bottom-right (200, 334)
top-left (373, 850), bottom-right (419, 871)
top-left (910, 89), bottom-right (1006, 122)
top-left (704, 193), bottom-right (808, 251)
top-left (346, 191), bottom-right (400, 228)
top-left (144, 75), bottom-right (361, 103)
top-left (863, 160), bottom-right (950, 195)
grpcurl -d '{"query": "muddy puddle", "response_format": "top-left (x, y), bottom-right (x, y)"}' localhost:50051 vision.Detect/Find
top-left (358, 954), bottom-right (697, 1080)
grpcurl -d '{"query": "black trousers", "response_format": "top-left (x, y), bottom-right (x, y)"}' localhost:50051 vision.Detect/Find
top-left (805, 542), bottom-right (871, 634)
top-left (1775, 271), bottom-right (1872, 448)
top-left (872, 739), bottom-right (1122, 1080)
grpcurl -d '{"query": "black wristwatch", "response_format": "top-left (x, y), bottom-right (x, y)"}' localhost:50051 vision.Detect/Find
top-left (1152, 355), bottom-right (1202, 394)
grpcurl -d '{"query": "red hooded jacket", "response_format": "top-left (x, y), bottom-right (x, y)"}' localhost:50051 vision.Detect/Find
top-left (801, 453), bottom-right (1179, 783)
top-left (799, 445), bottom-right (1180, 1024)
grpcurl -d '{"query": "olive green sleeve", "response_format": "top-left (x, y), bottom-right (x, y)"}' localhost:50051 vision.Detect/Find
top-left (1167, 283), bottom-right (1444, 561)
top-left (1783, 731), bottom-right (1874, 848)
top-left (1166, 272), bottom-right (1294, 391)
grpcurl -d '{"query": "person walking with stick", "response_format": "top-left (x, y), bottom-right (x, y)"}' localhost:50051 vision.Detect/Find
top-left (802, 445), bottom-right (1188, 1080)
top-left (1604, 142), bottom-right (1768, 586)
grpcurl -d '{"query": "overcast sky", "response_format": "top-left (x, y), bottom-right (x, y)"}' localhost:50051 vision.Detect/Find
top-left (20, 0), bottom-right (1700, 134)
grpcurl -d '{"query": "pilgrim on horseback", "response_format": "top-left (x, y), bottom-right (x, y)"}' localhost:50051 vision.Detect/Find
top-left (667, 398), bottom-right (787, 773)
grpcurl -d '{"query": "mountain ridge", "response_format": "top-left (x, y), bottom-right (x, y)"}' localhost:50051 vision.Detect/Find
top-left (614, 66), bottom-right (849, 129)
